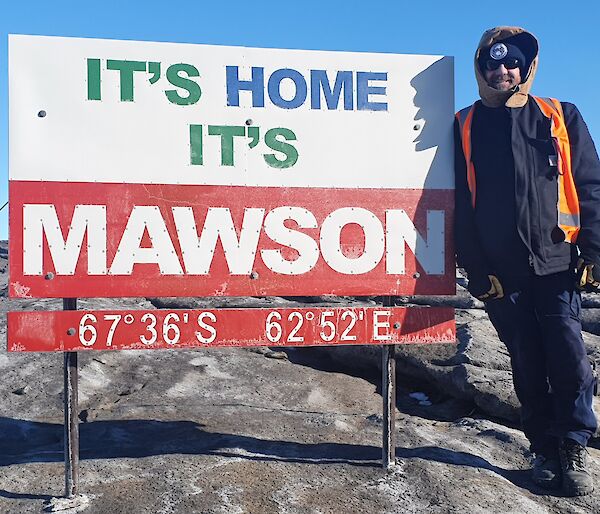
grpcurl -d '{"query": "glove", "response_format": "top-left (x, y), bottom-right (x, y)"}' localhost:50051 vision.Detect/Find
top-left (576, 259), bottom-right (600, 292)
top-left (467, 274), bottom-right (504, 301)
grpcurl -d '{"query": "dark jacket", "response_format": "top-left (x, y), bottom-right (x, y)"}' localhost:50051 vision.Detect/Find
top-left (455, 26), bottom-right (600, 285)
top-left (455, 97), bottom-right (600, 281)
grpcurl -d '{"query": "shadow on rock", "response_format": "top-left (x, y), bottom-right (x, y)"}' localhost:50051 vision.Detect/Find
top-left (395, 445), bottom-right (556, 496)
top-left (0, 490), bottom-right (53, 501)
top-left (0, 417), bottom-right (379, 467)
top-left (0, 417), bottom-right (555, 495)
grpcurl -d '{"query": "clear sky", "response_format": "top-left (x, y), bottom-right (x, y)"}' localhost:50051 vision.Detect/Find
top-left (2, 0), bottom-right (599, 241)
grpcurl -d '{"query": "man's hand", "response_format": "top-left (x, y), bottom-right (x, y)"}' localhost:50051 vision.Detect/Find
top-left (467, 274), bottom-right (504, 301)
top-left (577, 259), bottom-right (600, 292)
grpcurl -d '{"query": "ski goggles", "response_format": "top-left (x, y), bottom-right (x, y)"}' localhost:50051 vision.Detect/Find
top-left (484, 58), bottom-right (521, 71)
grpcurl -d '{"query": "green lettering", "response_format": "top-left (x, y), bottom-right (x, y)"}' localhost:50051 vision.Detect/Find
top-left (263, 128), bottom-right (298, 169)
top-left (87, 58), bottom-right (101, 101)
top-left (190, 125), bottom-right (203, 165)
top-left (208, 126), bottom-right (245, 166)
top-left (247, 126), bottom-right (260, 148)
top-left (165, 64), bottom-right (201, 105)
top-left (106, 60), bottom-right (146, 101)
top-left (148, 61), bottom-right (161, 84)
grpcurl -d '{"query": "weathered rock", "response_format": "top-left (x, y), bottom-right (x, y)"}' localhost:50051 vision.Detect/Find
top-left (4, 335), bottom-right (600, 513)
top-left (583, 292), bottom-right (600, 308)
top-left (320, 308), bottom-right (600, 426)
top-left (150, 295), bottom-right (377, 310)
top-left (394, 284), bottom-right (484, 310)
top-left (317, 310), bottom-right (518, 422)
top-left (582, 308), bottom-right (600, 335)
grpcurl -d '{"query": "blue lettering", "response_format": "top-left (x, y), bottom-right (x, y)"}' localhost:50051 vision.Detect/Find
top-left (310, 70), bottom-right (353, 110)
top-left (268, 69), bottom-right (307, 109)
top-left (356, 72), bottom-right (388, 111)
top-left (226, 66), bottom-right (265, 107)
top-left (225, 66), bottom-right (388, 112)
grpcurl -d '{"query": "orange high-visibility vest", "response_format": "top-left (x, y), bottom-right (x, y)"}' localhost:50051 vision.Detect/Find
top-left (455, 96), bottom-right (580, 243)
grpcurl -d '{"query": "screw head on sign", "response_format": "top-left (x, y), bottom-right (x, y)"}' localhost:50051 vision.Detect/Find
top-left (38, 110), bottom-right (47, 118)
top-left (250, 271), bottom-right (259, 280)
top-left (67, 328), bottom-right (76, 336)
top-left (245, 119), bottom-right (253, 126)
top-left (413, 123), bottom-right (421, 131)
top-left (393, 322), bottom-right (401, 330)
top-left (44, 272), bottom-right (54, 280)
top-left (413, 272), bottom-right (421, 279)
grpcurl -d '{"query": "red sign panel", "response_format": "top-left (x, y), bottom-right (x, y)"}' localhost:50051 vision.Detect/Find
top-left (9, 181), bottom-right (454, 298)
top-left (8, 307), bottom-right (455, 352)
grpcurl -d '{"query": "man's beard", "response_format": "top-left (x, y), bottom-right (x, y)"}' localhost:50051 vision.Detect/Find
top-left (489, 76), bottom-right (518, 91)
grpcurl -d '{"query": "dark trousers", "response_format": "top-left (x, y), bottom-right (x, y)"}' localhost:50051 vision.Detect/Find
top-left (485, 271), bottom-right (597, 454)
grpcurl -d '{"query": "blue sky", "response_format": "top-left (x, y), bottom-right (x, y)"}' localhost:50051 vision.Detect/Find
top-left (2, 1), bottom-right (599, 241)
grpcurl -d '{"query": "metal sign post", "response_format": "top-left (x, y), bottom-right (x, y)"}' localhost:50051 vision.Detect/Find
top-left (382, 297), bottom-right (396, 469)
top-left (382, 344), bottom-right (397, 468)
top-left (63, 298), bottom-right (79, 497)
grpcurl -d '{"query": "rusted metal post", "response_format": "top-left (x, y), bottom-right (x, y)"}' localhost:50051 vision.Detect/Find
top-left (63, 298), bottom-right (79, 497)
top-left (382, 296), bottom-right (396, 469)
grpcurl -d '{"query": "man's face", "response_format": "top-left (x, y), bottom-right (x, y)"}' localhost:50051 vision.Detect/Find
top-left (484, 62), bottom-right (522, 91)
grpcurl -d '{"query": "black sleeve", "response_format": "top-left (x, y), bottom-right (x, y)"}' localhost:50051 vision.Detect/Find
top-left (563, 102), bottom-right (600, 263)
top-left (454, 118), bottom-right (491, 278)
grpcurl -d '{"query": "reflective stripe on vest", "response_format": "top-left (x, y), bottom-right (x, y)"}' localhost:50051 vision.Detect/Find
top-left (531, 96), bottom-right (580, 242)
top-left (455, 106), bottom-right (477, 207)
top-left (455, 97), bottom-right (580, 243)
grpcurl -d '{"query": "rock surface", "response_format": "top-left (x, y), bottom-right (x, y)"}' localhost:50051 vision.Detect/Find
top-left (2, 243), bottom-right (600, 512)
top-left (317, 284), bottom-right (600, 426)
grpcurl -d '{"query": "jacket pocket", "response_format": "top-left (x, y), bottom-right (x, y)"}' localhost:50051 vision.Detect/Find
top-left (528, 137), bottom-right (558, 180)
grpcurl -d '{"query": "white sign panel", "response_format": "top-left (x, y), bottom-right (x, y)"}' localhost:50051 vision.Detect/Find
top-left (9, 35), bottom-right (453, 189)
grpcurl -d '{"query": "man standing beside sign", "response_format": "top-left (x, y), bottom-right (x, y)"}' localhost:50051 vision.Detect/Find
top-left (455, 26), bottom-right (600, 496)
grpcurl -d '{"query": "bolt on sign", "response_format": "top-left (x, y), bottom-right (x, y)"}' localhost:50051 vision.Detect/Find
top-left (8, 35), bottom-right (455, 352)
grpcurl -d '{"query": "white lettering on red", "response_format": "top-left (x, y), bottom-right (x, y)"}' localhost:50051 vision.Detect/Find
top-left (173, 207), bottom-right (264, 275)
top-left (21, 204), bottom-right (445, 278)
top-left (23, 204), bottom-right (107, 276)
top-left (385, 210), bottom-right (445, 275)
top-left (261, 207), bottom-right (319, 275)
top-left (109, 206), bottom-right (183, 275)
top-left (320, 207), bottom-right (385, 275)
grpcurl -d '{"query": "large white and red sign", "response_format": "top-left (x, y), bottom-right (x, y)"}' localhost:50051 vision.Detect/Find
top-left (9, 35), bottom-right (454, 298)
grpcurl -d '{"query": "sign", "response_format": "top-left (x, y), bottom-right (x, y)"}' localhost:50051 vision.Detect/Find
top-left (7, 307), bottom-right (455, 352)
top-left (9, 35), bottom-right (454, 298)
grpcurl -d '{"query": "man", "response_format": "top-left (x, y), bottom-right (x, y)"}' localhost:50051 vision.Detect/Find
top-left (455, 26), bottom-right (600, 496)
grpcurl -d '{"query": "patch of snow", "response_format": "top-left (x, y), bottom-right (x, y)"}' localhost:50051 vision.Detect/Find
top-left (409, 392), bottom-right (429, 402)
top-left (333, 419), bottom-right (352, 432)
top-left (43, 494), bottom-right (91, 513)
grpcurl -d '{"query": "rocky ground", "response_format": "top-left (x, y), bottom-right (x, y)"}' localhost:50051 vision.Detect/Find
top-left (1, 242), bottom-right (600, 513)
